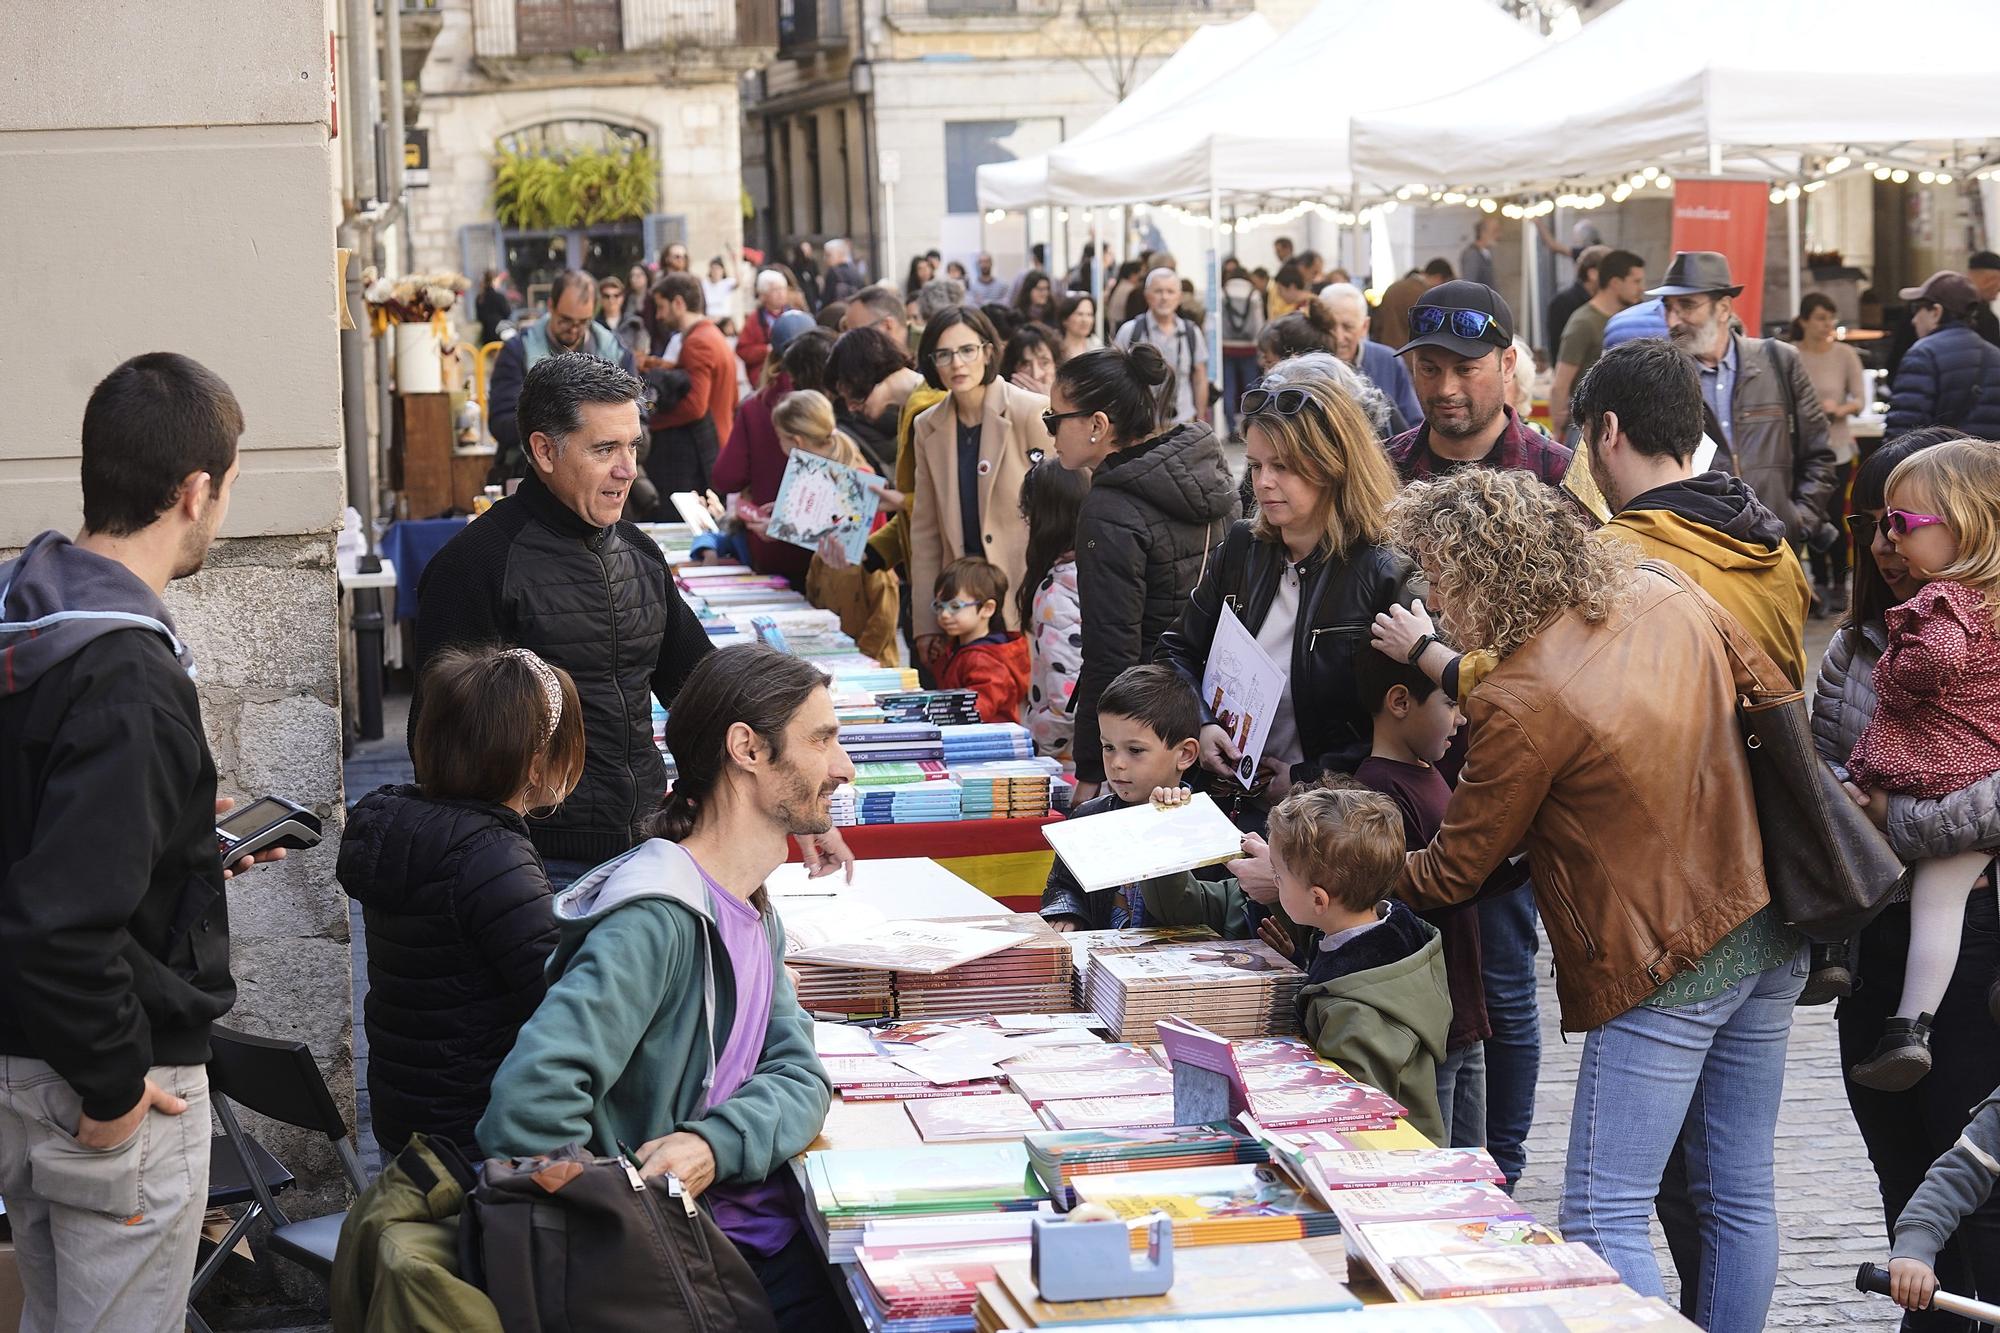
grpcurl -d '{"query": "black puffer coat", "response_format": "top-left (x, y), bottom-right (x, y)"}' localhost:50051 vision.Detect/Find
top-left (411, 468), bottom-right (713, 864)
top-left (1071, 422), bottom-right (1240, 782)
top-left (1885, 321), bottom-right (2000, 440)
top-left (339, 785), bottom-right (557, 1159)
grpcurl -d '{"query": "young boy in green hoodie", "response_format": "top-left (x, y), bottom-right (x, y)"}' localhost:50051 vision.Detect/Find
top-left (1270, 783), bottom-right (1451, 1145)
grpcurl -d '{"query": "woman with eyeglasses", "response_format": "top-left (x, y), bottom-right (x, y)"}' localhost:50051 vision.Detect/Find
top-left (1153, 353), bottom-right (1412, 831)
top-left (907, 307), bottom-right (1053, 674)
top-left (1044, 342), bottom-right (1240, 803)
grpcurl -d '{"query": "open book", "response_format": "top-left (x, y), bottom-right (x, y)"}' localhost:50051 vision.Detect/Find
top-left (1043, 792), bottom-right (1244, 893)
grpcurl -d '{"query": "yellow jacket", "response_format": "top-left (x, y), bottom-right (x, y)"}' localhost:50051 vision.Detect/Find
top-left (865, 386), bottom-right (948, 572)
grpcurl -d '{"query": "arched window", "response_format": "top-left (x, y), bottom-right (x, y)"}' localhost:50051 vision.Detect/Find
top-left (497, 119), bottom-right (647, 157)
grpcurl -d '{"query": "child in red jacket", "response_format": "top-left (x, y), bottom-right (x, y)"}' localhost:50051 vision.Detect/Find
top-left (933, 557), bottom-right (1031, 723)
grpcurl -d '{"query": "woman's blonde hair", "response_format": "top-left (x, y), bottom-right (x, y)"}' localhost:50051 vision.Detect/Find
top-left (1386, 468), bottom-right (1638, 659)
top-left (773, 389), bottom-right (870, 472)
top-left (1885, 438), bottom-right (2000, 605)
top-left (1246, 353), bottom-right (1398, 556)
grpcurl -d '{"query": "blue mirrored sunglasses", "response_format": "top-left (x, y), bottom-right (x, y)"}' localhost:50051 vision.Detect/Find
top-left (1409, 306), bottom-right (1508, 347)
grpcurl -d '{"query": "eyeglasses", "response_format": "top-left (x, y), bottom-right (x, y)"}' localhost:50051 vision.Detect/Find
top-left (1884, 508), bottom-right (1947, 537)
top-left (931, 597), bottom-right (983, 615)
top-left (932, 344), bottom-right (989, 366)
top-left (1408, 306), bottom-right (1509, 347)
top-left (1238, 386), bottom-right (1314, 418)
top-left (1042, 408), bottom-right (1091, 433)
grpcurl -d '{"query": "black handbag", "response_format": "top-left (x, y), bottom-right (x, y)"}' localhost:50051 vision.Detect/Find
top-left (1650, 561), bottom-right (1907, 941)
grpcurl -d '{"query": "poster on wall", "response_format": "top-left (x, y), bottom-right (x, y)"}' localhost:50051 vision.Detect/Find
top-left (1669, 178), bottom-right (1770, 334)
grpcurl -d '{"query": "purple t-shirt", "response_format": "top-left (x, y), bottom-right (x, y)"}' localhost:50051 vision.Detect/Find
top-left (695, 862), bottom-right (798, 1256)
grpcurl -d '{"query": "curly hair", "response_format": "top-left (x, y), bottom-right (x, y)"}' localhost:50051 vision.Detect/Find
top-left (1385, 468), bottom-right (1638, 659)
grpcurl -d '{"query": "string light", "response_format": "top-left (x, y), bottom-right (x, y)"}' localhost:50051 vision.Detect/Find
top-left (1891, 168), bottom-right (1910, 183)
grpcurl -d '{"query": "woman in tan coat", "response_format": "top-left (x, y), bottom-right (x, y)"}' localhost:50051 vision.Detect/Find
top-left (908, 306), bottom-right (1053, 672)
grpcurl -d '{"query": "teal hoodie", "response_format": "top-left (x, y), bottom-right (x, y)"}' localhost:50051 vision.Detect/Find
top-left (475, 839), bottom-right (831, 1185)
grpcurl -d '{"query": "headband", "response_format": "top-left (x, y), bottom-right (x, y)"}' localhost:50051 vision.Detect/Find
top-left (504, 648), bottom-right (563, 745)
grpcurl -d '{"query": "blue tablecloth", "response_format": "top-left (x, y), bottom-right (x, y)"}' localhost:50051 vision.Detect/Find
top-left (380, 517), bottom-right (467, 620)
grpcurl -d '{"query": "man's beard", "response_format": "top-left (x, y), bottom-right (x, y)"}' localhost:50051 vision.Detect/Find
top-left (772, 760), bottom-right (835, 836)
top-left (172, 509), bottom-right (221, 579)
top-left (1588, 435), bottom-right (1623, 515)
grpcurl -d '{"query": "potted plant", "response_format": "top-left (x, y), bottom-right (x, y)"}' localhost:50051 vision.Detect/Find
top-left (364, 268), bottom-right (470, 394)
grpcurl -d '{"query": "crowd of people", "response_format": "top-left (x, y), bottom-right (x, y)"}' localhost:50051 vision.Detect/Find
top-left (6, 222), bottom-right (2000, 1332)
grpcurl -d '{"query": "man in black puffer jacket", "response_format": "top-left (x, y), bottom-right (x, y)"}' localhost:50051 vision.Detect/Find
top-left (340, 786), bottom-right (556, 1159)
top-left (1886, 270), bottom-right (2000, 440)
top-left (413, 355), bottom-right (713, 881)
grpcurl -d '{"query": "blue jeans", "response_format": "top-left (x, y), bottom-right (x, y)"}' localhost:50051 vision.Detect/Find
top-left (1477, 883), bottom-right (1541, 1188)
top-left (1435, 1041), bottom-right (1487, 1149)
top-left (1560, 947), bottom-right (1807, 1333)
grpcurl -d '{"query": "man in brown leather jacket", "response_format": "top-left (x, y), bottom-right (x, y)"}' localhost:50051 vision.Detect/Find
top-left (1385, 467), bottom-right (1805, 1333)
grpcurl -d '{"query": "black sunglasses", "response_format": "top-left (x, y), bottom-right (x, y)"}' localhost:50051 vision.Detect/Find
top-left (1042, 408), bottom-right (1091, 433)
top-left (1238, 386), bottom-right (1314, 418)
top-left (1409, 306), bottom-right (1509, 347)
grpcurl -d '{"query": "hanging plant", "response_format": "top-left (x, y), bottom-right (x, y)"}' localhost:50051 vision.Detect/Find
top-left (491, 143), bottom-right (659, 230)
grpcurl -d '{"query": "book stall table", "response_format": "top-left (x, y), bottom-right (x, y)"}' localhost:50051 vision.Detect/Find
top-left (786, 818), bottom-right (1064, 911)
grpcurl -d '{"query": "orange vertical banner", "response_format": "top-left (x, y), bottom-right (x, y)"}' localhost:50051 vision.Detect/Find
top-left (1670, 178), bottom-right (1770, 334)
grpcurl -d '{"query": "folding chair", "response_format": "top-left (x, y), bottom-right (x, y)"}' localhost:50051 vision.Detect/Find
top-left (187, 1025), bottom-right (371, 1331)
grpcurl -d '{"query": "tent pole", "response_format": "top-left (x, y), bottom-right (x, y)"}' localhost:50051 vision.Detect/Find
top-left (1787, 186), bottom-right (1802, 327)
top-left (1209, 176), bottom-right (1223, 425)
top-left (1090, 208), bottom-right (1103, 319)
top-left (1523, 213), bottom-right (1539, 353)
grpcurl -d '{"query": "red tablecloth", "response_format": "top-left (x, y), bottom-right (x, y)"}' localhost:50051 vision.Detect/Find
top-left (788, 816), bottom-right (1062, 912)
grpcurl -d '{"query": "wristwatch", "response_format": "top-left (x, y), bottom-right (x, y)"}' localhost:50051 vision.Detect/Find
top-left (1406, 633), bottom-right (1437, 666)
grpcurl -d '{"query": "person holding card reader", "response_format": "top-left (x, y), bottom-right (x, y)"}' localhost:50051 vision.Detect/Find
top-left (216, 795), bottom-right (322, 863)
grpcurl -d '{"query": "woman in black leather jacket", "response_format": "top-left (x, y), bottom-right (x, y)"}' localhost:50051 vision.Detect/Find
top-left (1154, 352), bottom-right (1414, 817)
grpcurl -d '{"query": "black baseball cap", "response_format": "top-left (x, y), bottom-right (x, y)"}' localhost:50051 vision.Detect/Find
top-left (1969, 251), bottom-right (2000, 272)
top-left (1397, 280), bottom-right (1515, 359)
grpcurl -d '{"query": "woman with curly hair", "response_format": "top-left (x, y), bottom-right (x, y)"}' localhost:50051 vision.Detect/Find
top-left (1384, 467), bottom-right (1805, 1333)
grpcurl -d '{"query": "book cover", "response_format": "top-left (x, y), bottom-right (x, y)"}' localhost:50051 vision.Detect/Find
top-left (998, 1043), bottom-right (1160, 1074)
top-left (1201, 602), bottom-right (1287, 788)
top-left (990, 1241), bottom-right (1359, 1325)
top-left (1329, 1181), bottom-right (1523, 1228)
top-left (905, 1093), bottom-right (1047, 1143)
top-left (766, 447), bottom-right (881, 563)
top-left (1068, 1162), bottom-right (1332, 1230)
top-left (1392, 1241), bottom-right (1621, 1299)
top-left (787, 919), bottom-right (1025, 974)
top-left (1044, 793), bottom-right (1248, 893)
top-left (1247, 1082), bottom-right (1406, 1130)
top-left (1308, 1148), bottom-right (1505, 1192)
top-left (1036, 1094), bottom-right (1179, 1131)
top-left (819, 1055), bottom-right (921, 1087)
top-left (1008, 1066), bottom-right (1174, 1104)
top-left (807, 1143), bottom-right (1041, 1213)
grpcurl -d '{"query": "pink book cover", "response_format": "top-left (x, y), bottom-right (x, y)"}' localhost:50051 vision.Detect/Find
top-left (1037, 1094), bottom-right (1179, 1131)
top-left (1239, 1062), bottom-right (1361, 1092)
top-left (1392, 1242), bottom-right (1621, 1300)
top-left (1330, 1181), bottom-right (1523, 1228)
top-left (997, 1044), bottom-right (1162, 1074)
top-left (1008, 1066), bottom-right (1174, 1105)
top-left (1247, 1082), bottom-right (1405, 1129)
top-left (822, 1055), bottom-right (923, 1087)
top-left (840, 1079), bottom-right (1007, 1102)
top-left (1308, 1148), bottom-right (1505, 1191)
top-left (905, 1093), bottom-right (1047, 1142)
top-left (1227, 1037), bottom-right (1321, 1066)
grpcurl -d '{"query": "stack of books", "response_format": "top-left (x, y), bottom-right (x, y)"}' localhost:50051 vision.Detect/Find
top-left (857, 781), bottom-right (964, 825)
top-left (853, 760), bottom-right (951, 787)
top-left (970, 1241), bottom-right (1359, 1329)
top-left (799, 1143), bottom-right (1047, 1263)
top-left (954, 759), bottom-right (1066, 820)
top-left (1022, 1121), bottom-right (1269, 1191)
top-left (820, 660), bottom-right (923, 695)
top-left (1084, 940), bottom-right (1303, 1040)
top-left (841, 722), bottom-right (947, 765)
top-left (1062, 1161), bottom-right (1342, 1247)
top-left (1153, 1017), bottom-right (1406, 1134)
top-left (895, 919), bottom-right (1075, 1020)
top-left (1343, 1210), bottom-right (1620, 1302)
top-left (878, 689), bottom-right (984, 726)
top-left (1062, 926), bottom-right (1223, 1006)
top-left (849, 1237), bottom-right (1024, 1333)
top-left (940, 722), bottom-right (1037, 763)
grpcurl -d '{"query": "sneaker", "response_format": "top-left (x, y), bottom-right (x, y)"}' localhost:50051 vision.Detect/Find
top-left (1849, 1014), bottom-right (1935, 1091)
top-left (1798, 963), bottom-right (1853, 1006)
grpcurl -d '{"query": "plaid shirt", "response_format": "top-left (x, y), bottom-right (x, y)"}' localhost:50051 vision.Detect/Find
top-left (1385, 405), bottom-right (1573, 487)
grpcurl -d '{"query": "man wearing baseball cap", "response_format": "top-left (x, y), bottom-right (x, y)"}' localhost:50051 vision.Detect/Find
top-left (1885, 269), bottom-right (2000, 438)
top-left (1387, 280), bottom-right (1573, 487)
top-left (1384, 278), bottom-right (1570, 1206)
top-left (1653, 251), bottom-right (1835, 547)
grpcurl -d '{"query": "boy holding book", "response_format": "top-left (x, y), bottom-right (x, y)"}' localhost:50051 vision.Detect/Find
top-left (932, 557), bottom-right (1030, 724)
top-left (1270, 783), bottom-right (1450, 1145)
top-left (1350, 649), bottom-right (1491, 1149)
top-left (1040, 665), bottom-right (1204, 932)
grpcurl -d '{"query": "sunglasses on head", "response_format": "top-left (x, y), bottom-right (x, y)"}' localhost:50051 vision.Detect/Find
top-left (1850, 509), bottom-right (1947, 540)
top-left (1408, 306), bottom-right (1509, 347)
top-left (1238, 386), bottom-right (1314, 418)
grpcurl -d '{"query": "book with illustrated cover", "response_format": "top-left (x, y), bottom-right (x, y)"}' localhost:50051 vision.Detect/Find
top-left (1201, 602), bottom-right (1287, 789)
top-left (1329, 1180), bottom-right (1523, 1228)
top-left (1239, 1060), bottom-right (1362, 1091)
top-left (839, 1078), bottom-right (1007, 1102)
top-left (1392, 1242), bottom-right (1621, 1300)
top-left (1007, 1066), bottom-right (1174, 1104)
top-left (1348, 1214), bottom-right (1565, 1302)
top-left (1247, 1082), bottom-right (1405, 1131)
top-left (1023, 1123), bottom-right (1268, 1189)
top-left (1307, 1148), bottom-right (1506, 1192)
top-left (805, 1143), bottom-right (1042, 1215)
top-left (997, 1043), bottom-right (1160, 1074)
top-left (819, 1055), bottom-right (920, 1087)
top-left (905, 1092), bottom-right (1047, 1143)
top-left (989, 1241), bottom-right (1359, 1326)
top-left (1066, 1162), bottom-right (1339, 1246)
top-left (1044, 792), bottom-right (1246, 893)
top-left (1036, 1094), bottom-right (1179, 1131)
top-left (853, 1238), bottom-right (1027, 1320)
top-left (766, 447), bottom-right (881, 563)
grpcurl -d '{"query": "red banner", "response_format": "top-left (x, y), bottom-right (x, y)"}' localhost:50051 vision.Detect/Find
top-left (1670, 178), bottom-right (1769, 334)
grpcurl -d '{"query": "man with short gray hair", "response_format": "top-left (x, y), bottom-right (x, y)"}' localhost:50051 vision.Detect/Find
top-left (1113, 266), bottom-right (1209, 425)
top-left (488, 268), bottom-right (635, 478)
top-left (1317, 282), bottom-right (1422, 432)
top-left (917, 275), bottom-right (968, 327)
top-left (841, 284), bottom-right (911, 350)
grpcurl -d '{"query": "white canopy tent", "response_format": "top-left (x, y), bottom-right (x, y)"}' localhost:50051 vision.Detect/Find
top-left (973, 13), bottom-right (1276, 213)
top-left (1348, 0), bottom-right (2000, 194)
top-left (1039, 0), bottom-right (1541, 208)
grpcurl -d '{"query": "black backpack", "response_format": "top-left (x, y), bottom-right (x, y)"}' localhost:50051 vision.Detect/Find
top-left (462, 1144), bottom-right (777, 1333)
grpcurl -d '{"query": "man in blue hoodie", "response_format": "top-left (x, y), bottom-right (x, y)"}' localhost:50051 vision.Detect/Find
top-left (0, 353), bottom-right (280, 1332)
top-left (478, 644), bottom-right (847, 1322)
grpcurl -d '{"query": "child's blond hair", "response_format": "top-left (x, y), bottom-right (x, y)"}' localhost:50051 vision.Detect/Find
top-left (1266, 779), bottom-right (1406, 913)
top-left (773, 389), bottom-right (871, 472)
top-left (1887, 438), bottom-right (2000, 605)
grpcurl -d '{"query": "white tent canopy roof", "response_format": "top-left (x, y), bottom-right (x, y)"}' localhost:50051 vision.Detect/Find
top-left (974, 13), bottom-right (1276, 212)
top-left (1039, 0), bottom-right (1541, 208)
top-left (1349, 0), bottom-right (2000, 194)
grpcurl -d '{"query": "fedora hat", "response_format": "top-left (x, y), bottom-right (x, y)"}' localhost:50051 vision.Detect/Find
top-left (1647, 251), bottom-right (1744, 299)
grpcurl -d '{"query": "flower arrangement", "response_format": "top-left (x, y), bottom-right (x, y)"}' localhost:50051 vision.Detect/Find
top-left (363, 267), bottom-right (470, 324)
